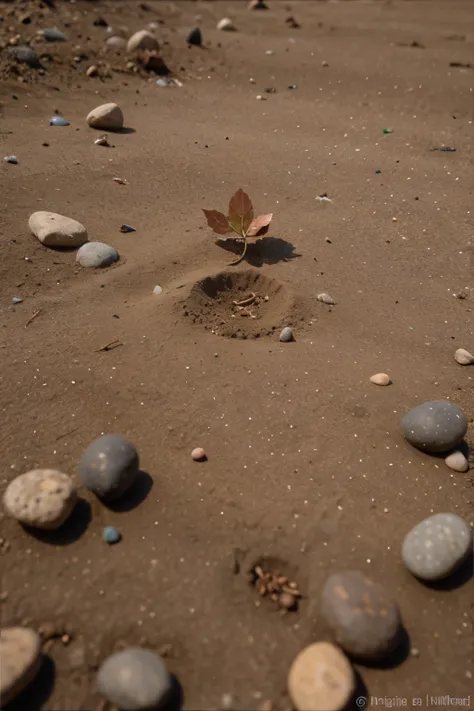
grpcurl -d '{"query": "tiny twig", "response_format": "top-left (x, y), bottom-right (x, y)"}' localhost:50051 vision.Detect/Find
top-left (229, 238), bottom-right (248, 266)
top-left (95, 340), bottom-right (123, 352)
top-left (55, 427), bottom-right (80, 442)
top-left (233, 292), bottom-right (256, 307)
top-left (25, 309), bottom-right (43, 327)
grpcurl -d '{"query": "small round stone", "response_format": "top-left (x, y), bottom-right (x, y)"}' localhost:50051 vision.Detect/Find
top-left (106, 36), bottom-right (126, 50)
top-left (41, 28), bottom-right (66, 42)
top-left (401, 400), bottom-right (468, 453)
top-left (321, 571), bottom-right (402, 662)
top-left (370, 373), bottom-right (391, 386)
top-left (217, 18), bottom-right (236, 31)
top-left (103, 526), bottom-right (121, 544)
top-left (97, 648), bottom-right (172, 711)
top-left (79, 435), bottom-right (139, 501)
top-left (3, 469), bottom-right (77, 530)
top-left (76, 242), bottom-right (119, 268)
top-left (153, 285), bottom-right (163, 296)
top-left (127, 30), bottom-right (160, 54)
top-left (86, 103), bottom-right (124, 131)
top-left (8, 45), bottom-right (40, 66)
top-left (288, 642), bottom-right (355, 711)
top-left (454, 348), bottom-right (474, 365)
top-left (444, 451), bottom-right (469, 472)
top-left (402, 513), bottom-right (473, 581)
top-left (280, 326), bottom-right (294, 342)
top-left (49, 116), bottom-right (70, 127)
top-left (191, 447), bottom-right (206, 461)
top-left (0, 627), bottom-right (42, 706)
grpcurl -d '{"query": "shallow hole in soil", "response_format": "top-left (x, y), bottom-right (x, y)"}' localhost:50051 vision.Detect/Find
top-left (248, 555), bottom-right (302, 613)
top-left (184, 269), bottom-right (294, 339)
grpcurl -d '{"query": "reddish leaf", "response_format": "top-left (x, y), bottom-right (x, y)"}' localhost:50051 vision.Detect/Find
top-left (228, 188), bottom-right (254, 237)
top-left (247, 212), bottom-right (273, 238)
top-left (202, 209), bottom-right (232, 235)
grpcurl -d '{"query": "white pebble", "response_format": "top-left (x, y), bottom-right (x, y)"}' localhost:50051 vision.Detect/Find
top-left (445, 451), bottom-right (469, 473)
top-left (454, 348), bottom-right (474, 365)
top-left (370, 373), bottom-right (391, 386)
top-left (317, 292), bottom-right (336, 305)
top-left (191, 447), bottom-right (206, 461)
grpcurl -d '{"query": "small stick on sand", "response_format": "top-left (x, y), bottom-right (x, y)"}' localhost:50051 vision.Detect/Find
top-left (233, 292), bottom-right (256, 307)
top-left (95, 340), bottom-right (123, 352)
top-left (25, 309), bottom-right (43, 327)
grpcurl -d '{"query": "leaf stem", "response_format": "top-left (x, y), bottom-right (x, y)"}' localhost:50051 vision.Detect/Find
top-left (229, 238), bottom-right (248, 266)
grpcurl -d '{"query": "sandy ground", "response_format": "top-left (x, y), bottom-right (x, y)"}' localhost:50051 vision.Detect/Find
top-left (0, 1), bottom-right (473, 709)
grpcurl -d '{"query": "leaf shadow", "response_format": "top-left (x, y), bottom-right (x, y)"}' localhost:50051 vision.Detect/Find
top-left (4, 655), bottom-right (55, 711)
top-left (24, 497), bottom-right (91, 546)
top-left (103, 470), bottom-right (154, 513)
top-left (216, 235), bottom-right (301, 267)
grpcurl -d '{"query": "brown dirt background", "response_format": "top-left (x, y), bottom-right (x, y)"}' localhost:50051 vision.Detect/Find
top-left (0, 1), bottom-right (473, 709)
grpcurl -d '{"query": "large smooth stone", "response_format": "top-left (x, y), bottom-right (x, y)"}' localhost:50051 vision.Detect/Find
top-left (0, 628), bottom-right (42, 705)
top-left (86, 103), bottom-right (124, 131)
top-left (402, 513), bottom-right (473, 581)
top-left (127, 30), bottom-right (159, 53)
top-left (288, 642), bottom-right (355, 711)
top-left (79, 435), bottom-right (139, 501)
top-left (401, 400), bottom-right (468, 453)
top-left (97, 648), bottom-right (172, 711)
top-left (29, 211), bottom-right (88, 248)
top-left (3, 469), bottom-right (77, 530)
top-left (321, 571), bottom-right (402, 662)
top-left (76, 242), bottom-right (119, 268)
top-left (8, 45), bottom-right (40, 66)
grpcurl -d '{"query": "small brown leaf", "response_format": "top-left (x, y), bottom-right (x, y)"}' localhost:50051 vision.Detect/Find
top-left (228, 188), bottom-right (254, 237)
top-left (247, 212), bottom-right (273, 238)
top-left (202, 209), bottom-right (232, 235)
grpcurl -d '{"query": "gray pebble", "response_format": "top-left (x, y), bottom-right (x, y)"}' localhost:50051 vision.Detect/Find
top-left (49, 116), bottom-right (70, 127)
top-left (4, 156), bottom-right (18, 164)
top-left (97, 648), bottom-right (172, 711)
top-left (321, 571), bottom-right (402, 661)
top-left (280, 326), bottom-right (294, 342)
top-left (79, 435), bottom-right (139, 501)
top-left (0, 627), bottom-right (42, 705)
top-left (8, 45), bottom-right (40, 66)
top-left (401, 400), bottom-right (468, 453)
top-left (3, 469), bottom-right (77, 530)
top-left (402, 513), bottom-right (473, 581)
top-left (76, 242), bottom-right (119, 268)
top-left (12, 297), bottom-right (23, 304)
top-left (41, 28), bottom-right (66, 42)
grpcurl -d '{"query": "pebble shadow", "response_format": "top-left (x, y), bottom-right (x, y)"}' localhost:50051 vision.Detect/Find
top-left (24, 497), bottom-right (91, 545)
top-left (421, 552), bottom-right (473, 591)
top-left (104, 470), bottom-right (154, 513)
top-left (355, 626), bottom-right (411, 670)
top-left (347, 669), bottom-right (369, 711)
top-left (4, 655), bottom-right (55, 711)
top-left (216, 236), bottom-right (301, 267)
top-left (165, 674), bottom-right (184, 711)
top-left (116, 126), bottom-right (136, 135)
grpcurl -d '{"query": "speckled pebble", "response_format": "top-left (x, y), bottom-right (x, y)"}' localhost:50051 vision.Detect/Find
top-left (0, 627), bottom-right (42, 705)
top-left (3, 469), bottom-right (77, 530)
top-left (103, 526), bottom-right (121, 544)
top-left (76, 242), bottom-right (119, 268)
top-left (370, 373), bottom-right (391, 386)
top-left (79, 435), bottom-right (139, 501)
top-left (454, 348), bottom-right (474, 365)
top-left (402, 513), bottom-right (473, 581)
top-left (288, 642), bottom-right (355, 711)
top-left (280, 326), bottom-right (294, 342)
top-left (191, 447), bottom-right (206, 461)
top-left (444, 451), bottom-right (469, 472)
top-left (97, 648), bottom-right (172, 711)
top-left (321, 571), bottom-right (402, 661)
top-left (401, 400), bottom-right (468, 453)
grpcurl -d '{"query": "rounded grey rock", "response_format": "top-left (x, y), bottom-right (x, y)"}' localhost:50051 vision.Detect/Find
top-left (0, 627), bottom-right (42, 706)
top-left (321, 571), bottom-right (402, 662)
top-left (97, 648), bottom-right (172, 711)
top-left (401, 400), bottom-right (467, 453)
top-left (280, 326), bottom-right (294, 342)
top-left (76, 242), bottom-right (119, 268)
top-left (41, 28), bottom-right (66, 42)
top-left (402, 513), bottom-right (473, 581)
top-left (79, 435), bottom-right (139, 501)
top-left (8, 45), bottom-right (40, 66)
top-left (3, 469), bottom-right (77, 530)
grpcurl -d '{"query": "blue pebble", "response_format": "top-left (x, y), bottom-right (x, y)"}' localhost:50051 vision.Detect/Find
top-left (49, 116), bottom-right (70, 126)
top-left (12, 297), bottom-right (23, 304)
top-left (103, 526), bottom-right (121, 544)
